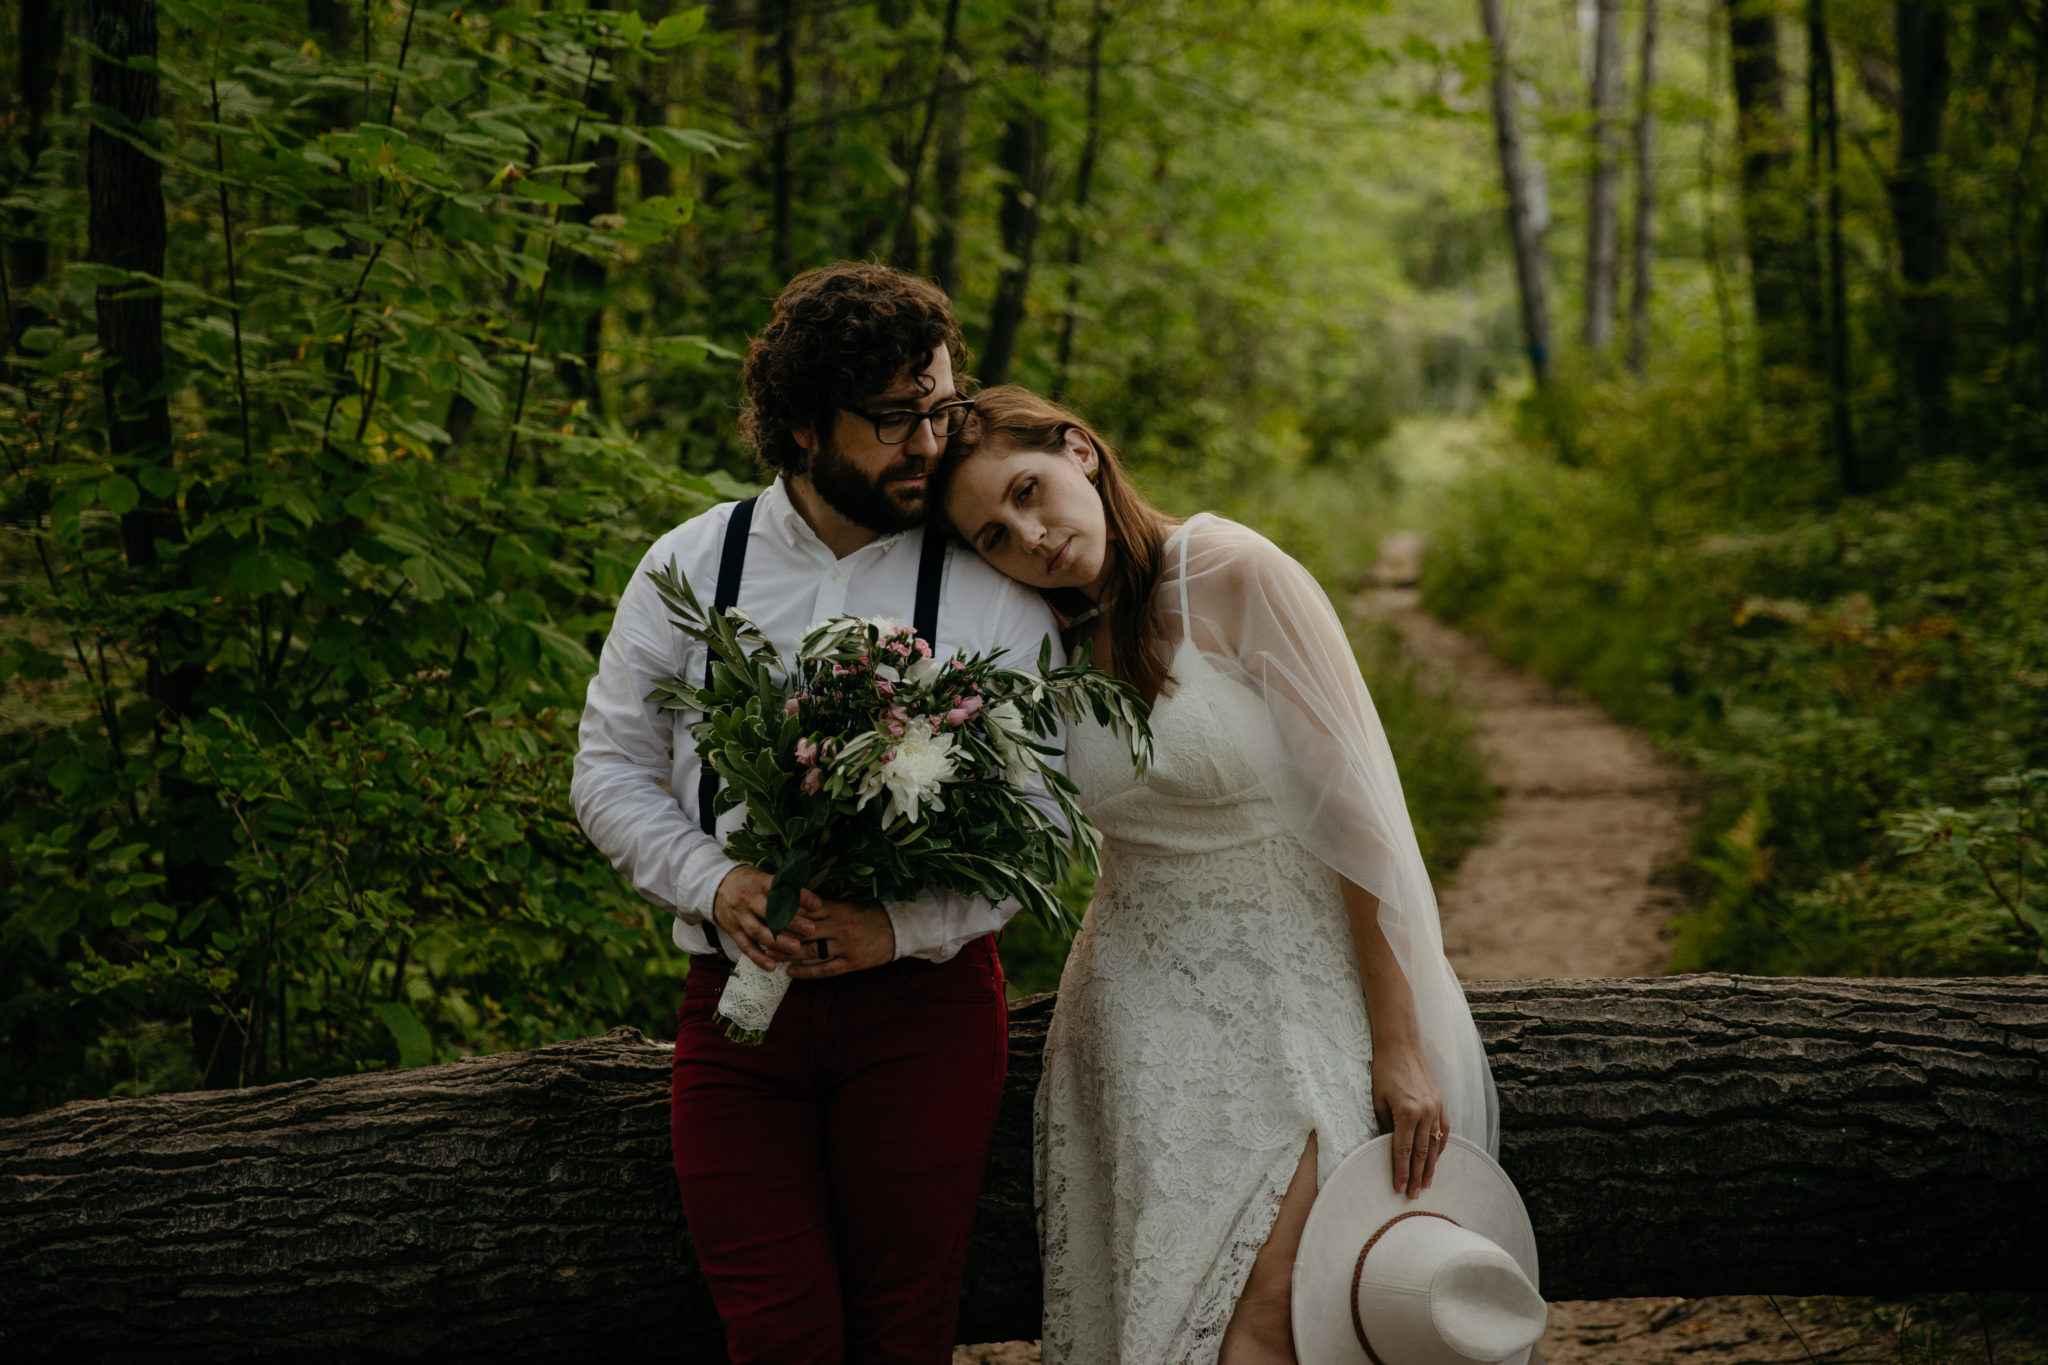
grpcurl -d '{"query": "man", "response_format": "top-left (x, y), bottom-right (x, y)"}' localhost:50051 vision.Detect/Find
top-left (571, 263), bottom-right (1062, 1363)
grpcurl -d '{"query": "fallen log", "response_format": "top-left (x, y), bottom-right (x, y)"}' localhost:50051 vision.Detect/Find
top-left (1, 975), bottom-right (2043, 1362)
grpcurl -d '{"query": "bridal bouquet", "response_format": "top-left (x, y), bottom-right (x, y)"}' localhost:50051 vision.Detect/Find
top-left (645, 558), bottom-right (1151, 1044)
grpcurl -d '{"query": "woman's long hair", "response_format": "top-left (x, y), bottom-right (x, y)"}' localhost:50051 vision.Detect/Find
top-left (929, 386), bottom-right (1178, 702)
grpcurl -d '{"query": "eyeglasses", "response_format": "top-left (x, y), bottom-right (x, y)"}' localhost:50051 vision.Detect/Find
top-left (842, 397), bottom-right (976, 445)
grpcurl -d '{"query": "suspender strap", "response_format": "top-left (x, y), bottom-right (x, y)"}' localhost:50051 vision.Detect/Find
top-left (913, 526), bottom-right (946, 649)
top-left (694, 497), bottom-right (756, 962)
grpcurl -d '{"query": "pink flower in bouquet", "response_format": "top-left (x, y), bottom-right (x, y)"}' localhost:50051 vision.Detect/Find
top-left (944, 705), bottom-right (970, 726)
top-left (914, 638), bottom-right (932, 658)
top-left (875, 679), bottom-right (895, 697)
top-left (795, 737), bottom-right (819, 766)
top-left (801, 768), bottom-right (823, 795)
top-left (785, 696), bottom-right (802, 717)
top-left (956, 695), bottom-right (984, 717)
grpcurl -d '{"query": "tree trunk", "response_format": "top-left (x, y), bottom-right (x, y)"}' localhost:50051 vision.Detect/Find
top-left (1724, 0), bottom-right (1807, 372)
top-left (6, 0), bottom-right (67, 345)
top-left (1627, 0), bottom-right (1658, 373)
top-left (1052, 0), bottom-right (1109, 400)
top-left (929, 81), bottom-right (968, 298)
top-left (979, 0), bottom-right (1057, 387)
top-left (1584, 0), bottom-right (1624, 351)
top-left (305, 0), bottom-right (354, 133)
top-left (1809, 0), bottom-right (1858, 488)
top-left (1891, 0), bottom-right (1951, 457)
top-left (564, 0), bottom-right (622, 420)
top-left (888, 0), bottom-right (964, 270)
top-left (3, 977), bottom-right (2043, 1361)
top-left (88, 0), bottom-right (175, 568)
top-left (1479, 0), bottom-right (1555, 382)
top-left (759, 0), bottom-right (797, 277)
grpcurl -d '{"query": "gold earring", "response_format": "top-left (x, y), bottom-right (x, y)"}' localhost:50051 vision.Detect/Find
top-left (1086, 466), bottom-right (1100, 485)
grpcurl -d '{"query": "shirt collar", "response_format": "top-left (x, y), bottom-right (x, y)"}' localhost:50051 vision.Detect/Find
top-left (765, 476), bottom-right (910, 559)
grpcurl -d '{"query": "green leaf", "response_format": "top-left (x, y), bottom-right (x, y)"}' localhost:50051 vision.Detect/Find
top-left (98, 475), bottom-right (141, 516)
top-left (647, 7), bottom-right (707, 47)
top-left (512, 180), bottom-right (580, 207)
top-left (302, 226), bottom-right (346, 251)
top-left (371, 1001), bottom-right (434, 1069)
top-left (456, 367), bottom-right (504, 417)
top-left (763, 848), bottom-right (814, 935)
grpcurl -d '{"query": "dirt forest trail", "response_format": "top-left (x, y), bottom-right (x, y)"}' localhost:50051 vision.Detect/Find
top-left (956, 548), bottom-right (1896, 1365)
top-left (1353, 553), bottom-right (1890, 1365)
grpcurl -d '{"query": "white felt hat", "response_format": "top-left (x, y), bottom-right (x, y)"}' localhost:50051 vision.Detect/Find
top-left (1292, 1134), bottom-right (1546, 1365)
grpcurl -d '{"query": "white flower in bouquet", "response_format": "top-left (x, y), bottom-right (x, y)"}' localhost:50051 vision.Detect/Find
top-left (986, 700), bottom-right (1038, 787)
top-left (857, 724), bottom-right (958, 826)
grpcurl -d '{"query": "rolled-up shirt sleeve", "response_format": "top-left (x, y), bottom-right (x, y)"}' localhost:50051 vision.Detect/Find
top-left (884, 578), bottom-right (1070, 962)
top-left (570, 528), bottom-right (734, 947)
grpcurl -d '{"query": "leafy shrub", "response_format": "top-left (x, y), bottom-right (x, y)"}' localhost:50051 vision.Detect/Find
top-left (1424, 370), bottom-right (2048, 977)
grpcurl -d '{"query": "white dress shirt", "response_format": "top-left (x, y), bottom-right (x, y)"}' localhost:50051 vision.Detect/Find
top-left (572, 478), bottom-right (1068, 962)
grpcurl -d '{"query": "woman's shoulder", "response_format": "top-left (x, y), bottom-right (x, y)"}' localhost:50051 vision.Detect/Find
top-left (1168, 513), bottom-right (1314, 592)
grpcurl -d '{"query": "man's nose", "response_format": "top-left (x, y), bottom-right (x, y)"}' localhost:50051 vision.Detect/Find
top-left (905, 416), bottom-right (943, 459)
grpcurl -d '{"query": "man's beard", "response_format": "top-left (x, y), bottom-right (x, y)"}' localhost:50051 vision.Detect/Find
top-left (807, 431), bottom-right (927, 534)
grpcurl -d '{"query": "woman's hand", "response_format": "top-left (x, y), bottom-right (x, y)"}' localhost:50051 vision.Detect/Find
top-left (1371, 1035), bottom-right (1447, 1199)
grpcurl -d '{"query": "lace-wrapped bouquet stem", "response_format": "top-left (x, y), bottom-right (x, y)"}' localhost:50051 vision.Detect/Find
top-left (645, 558), bottom-right (1151, 1044)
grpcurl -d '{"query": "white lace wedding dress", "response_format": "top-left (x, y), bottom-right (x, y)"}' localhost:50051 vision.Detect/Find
top-left (1035, 515), bottom-right (1496, 1365)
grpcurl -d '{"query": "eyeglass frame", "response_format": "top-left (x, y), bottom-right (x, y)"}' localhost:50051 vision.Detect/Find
top-left (840, 396), bottom-right (977, 446)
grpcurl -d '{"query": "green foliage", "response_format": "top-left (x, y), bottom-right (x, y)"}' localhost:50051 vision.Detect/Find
top-left (1, 0), bottom-right (726, 1111)
top-left (1424, 367), bottom-right (2048, 978)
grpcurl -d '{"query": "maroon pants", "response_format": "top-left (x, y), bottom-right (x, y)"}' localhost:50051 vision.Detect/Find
top-left (671, 936), bottom-right (1009, 1365)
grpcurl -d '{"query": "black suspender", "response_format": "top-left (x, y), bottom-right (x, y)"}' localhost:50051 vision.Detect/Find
top-left (697, 497), bottom-right (758, 841)
top-left (912, 521), bottom-right (946, 648)
top-left (692, 499), bottom-right (947, 956)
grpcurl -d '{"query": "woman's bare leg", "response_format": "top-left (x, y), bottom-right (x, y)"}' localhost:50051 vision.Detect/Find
top-left (1219, 1133), bottom-right (1319, 1365)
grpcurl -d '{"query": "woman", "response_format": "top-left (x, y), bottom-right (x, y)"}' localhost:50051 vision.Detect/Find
top-left (928, 387), bottom-right (1499, 1365)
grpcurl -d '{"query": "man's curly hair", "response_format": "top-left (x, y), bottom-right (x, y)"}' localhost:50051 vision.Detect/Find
top-left (741, 263), bottom-right (970, 477)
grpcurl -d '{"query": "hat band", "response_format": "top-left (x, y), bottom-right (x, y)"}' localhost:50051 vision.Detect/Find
top-left (1349, 1209), bottom-right (1463, 1365)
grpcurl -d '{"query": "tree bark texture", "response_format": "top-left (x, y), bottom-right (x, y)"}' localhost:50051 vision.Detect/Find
top-left (1052, 0), bottom-right (1109, 400)
top-left (1479, 0), bottom-right (1555, 382)
top-left (1627, 0), bottom-right (1658, 373)
top-left (887, 0), bottom-right (963, 270)
top-left (6, 0), bottom-right (67, 334)
top-left (3, 977), bottom-right (2044, 1362)
top-left (1724, 0), bottom-right (1809, 372)
top-left (1808, 0), bottom-right (1858, 488)
top-left (88, 0), bottom-right (176, 571)
top-left (979, 0), bottom-right (1056, 387)
top-left (1584, 0), bottom-right (1625, 350)
top-left (1891, 0), bottom-right (1952, 455)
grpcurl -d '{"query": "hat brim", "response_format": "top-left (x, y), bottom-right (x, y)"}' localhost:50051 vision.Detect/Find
top-left (1291, 1134), bottom-right (1541, 1365)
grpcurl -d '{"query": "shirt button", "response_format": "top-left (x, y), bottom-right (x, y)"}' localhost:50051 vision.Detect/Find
top-left (829, 570), bottom-right (842, 582)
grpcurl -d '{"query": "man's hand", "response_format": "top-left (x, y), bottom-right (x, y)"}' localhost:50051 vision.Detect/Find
top-left (712, 865), bottom-right (821, 971)
top-left (785, 898), bottom-right (896, 979)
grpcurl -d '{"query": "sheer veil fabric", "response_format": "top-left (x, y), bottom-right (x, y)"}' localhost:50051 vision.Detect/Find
top-left (1159, 513), bottom-right (1499, 1153)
